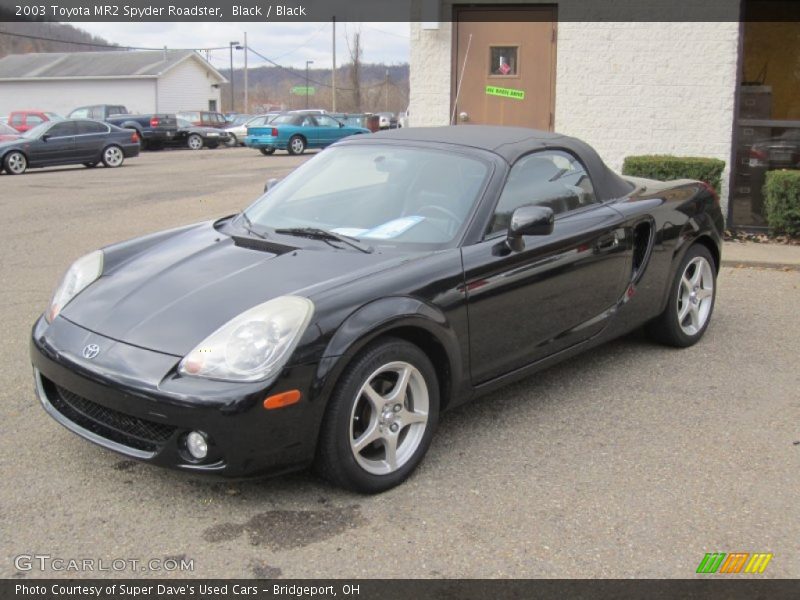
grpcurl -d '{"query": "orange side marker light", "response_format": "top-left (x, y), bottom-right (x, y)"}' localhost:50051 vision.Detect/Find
top-left (263, 390), bottom-right (302, 410)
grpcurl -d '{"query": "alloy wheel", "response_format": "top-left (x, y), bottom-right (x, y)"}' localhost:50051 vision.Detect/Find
top-left (6, 152), bottom-right (26, 174)
top-left (676, 256), bottom-right (714, 336)
top-left (103, 146), bottom-right (123, 167)
top-left (349, 361), bottom-right (429, 475)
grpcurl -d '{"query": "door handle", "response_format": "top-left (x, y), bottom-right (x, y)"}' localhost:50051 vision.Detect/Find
top-left (595, 232), bottom-right (619, 252)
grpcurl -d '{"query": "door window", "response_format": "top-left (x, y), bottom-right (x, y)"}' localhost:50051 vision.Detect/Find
top-left (316, 116), bottom-right (340, 127)
top-left (10, 113), bottom-right (23, 125)
top-left (487, 150), bottom-right (597, 235)
top-left (27, 115), bottom-right (44, 125)
top-left (76, 121), bottom-right (108, 135)
top-left (301, 116), bottom-right (318, 127)
top-left (47, 121), bottom-right (77, 137)
top-left (489, 46), bottom-right (518, 76)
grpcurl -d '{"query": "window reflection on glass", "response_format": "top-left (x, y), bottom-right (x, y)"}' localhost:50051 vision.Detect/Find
top-left (490, 46), bottom-right (518, 76)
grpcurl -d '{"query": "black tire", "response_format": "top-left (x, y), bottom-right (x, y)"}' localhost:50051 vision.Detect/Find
top-left (187, 134), bottom-right (204, 151)
top-left (136, 133), bottom-right (147, 151)
top-left (226, 134), bottom-right (238, 147)
top-left (287, 135), bottom-right (305, 155)
top-left (646, 243), bottom-right (717, 347)
top-left (101, 145), bottom-right (125, 168)
top-left (259, 147), bottom-right (276, 156)
top-left (3, 150), bottom-right (27, 174)
top-left (315, 337), bottom-right (440, 494)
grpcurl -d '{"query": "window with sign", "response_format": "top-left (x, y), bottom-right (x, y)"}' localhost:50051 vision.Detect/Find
top-left (489, 46), bottom-right (518, 77)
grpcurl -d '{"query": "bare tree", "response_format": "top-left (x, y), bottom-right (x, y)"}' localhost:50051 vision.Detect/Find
top-left (345, 28), bottom-right (363, 112)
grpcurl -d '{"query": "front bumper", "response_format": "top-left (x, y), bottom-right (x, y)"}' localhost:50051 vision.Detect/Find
top-left (30, 315), bottom-right (321, 477)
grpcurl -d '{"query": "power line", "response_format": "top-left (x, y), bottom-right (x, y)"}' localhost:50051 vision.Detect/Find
top-left (0, 28), bottom-right (229, 52)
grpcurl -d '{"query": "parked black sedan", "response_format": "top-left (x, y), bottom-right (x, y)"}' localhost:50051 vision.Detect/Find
top-left (173, 118), bottom-right (230, 150)
top-left (1, 119), bottom-right (139, 174)
top-left (30, 126), bottom-right (722, 493)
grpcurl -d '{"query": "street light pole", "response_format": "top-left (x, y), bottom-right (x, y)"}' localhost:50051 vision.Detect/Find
top-left (305, 60), bottom-right (314, 109)
top-left (229, 40), bottom-right (241, 112)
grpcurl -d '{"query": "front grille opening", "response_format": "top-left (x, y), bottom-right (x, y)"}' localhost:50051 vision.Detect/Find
top-left (43, 377), bottom-right (175, 452)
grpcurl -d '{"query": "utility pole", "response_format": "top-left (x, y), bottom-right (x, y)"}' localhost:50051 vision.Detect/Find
top-left (305, 60), bottom-right (314, 109)
top-left (384, 68), bottom-right (389, 111)
top-left (244, 32), bottom-right (248, 114)
top-left (331, 17), bottom-right (337, 113)
top-left (229, 41), bottom-right (240, 112)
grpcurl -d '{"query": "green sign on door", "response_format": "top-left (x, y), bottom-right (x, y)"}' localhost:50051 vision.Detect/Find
top-left (485, 85), bottom-right (525, 100)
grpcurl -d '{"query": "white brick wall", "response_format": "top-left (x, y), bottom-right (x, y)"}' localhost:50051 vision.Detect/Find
top-left (410, 7), bottom-right (741, 212)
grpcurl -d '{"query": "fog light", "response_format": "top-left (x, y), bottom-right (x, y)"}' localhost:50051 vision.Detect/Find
top-left (186, 431), bottom-right (208, 460)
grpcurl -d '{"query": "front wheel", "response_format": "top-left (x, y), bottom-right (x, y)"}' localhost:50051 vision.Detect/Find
top-left (287, 135), bottom-right (305, 155)
top-left (315, 338), bottom-right (439, 493)
top-left (647, 243), bottom-right (717, 347)
top-left (3, 151), bottom-right (27, 175)
top-left (226, 134), bottom-right (238, 147)
top-left (101, 145), bottom-right (124, 168)
top-left (187, 134), bottom-right (203, 150)
top-left (259, 147), bottom-right (276, 156)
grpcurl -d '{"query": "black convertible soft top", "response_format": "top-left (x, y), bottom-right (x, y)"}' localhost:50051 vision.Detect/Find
top-left (365, 125), bottom-right (634, 200)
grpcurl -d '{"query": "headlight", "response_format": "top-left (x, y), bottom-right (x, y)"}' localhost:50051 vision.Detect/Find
top-left (178, 296), bottom-right (314, 382)
top-left (47, 250), bottom-right (103, 323)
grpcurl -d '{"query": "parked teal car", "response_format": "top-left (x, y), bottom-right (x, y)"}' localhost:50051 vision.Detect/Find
top-left (245, 112), bottom-right (370, 155)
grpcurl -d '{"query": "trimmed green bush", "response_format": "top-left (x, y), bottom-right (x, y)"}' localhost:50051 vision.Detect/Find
top-left (622, 155), bottom-right (726, 193)
top-left (763, 170), bottom-right (800, 236)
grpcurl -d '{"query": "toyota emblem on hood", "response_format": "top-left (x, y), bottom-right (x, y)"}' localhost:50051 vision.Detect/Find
top-left (82, 344), bottom-right (100, 359)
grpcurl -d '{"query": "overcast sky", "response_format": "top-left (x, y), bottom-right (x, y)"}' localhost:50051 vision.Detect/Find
top-left (74, 22), bottom-right (410, 70)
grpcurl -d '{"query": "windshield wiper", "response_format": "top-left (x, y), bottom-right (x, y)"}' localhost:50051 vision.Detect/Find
top-left (239, 212), bottom-right (268, 240)
top-left (274, 227), bottom-right (373, 254)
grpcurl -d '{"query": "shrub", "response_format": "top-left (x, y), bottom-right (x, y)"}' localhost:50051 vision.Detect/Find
top-left (763, 170), bottom-right (800, 236)
top-left (622, 155), bottom-right (726, 193)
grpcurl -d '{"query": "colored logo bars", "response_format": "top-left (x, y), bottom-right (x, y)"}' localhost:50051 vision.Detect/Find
top-left (696, 552), bottom-right (773, 574)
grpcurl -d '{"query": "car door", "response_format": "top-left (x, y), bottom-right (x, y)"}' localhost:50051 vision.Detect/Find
top-left (315, 115), bottom-right (343, 146)
top-left (462, 150), bottom-right (629, 384)
top-left (36, 120), bottom-right (77, 165)
top-left (74, 120), bottom-right (109, 161)
top-left (299, 115), bottom-right (320, 147)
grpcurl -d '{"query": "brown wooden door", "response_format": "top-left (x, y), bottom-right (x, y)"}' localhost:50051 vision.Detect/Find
top-left (453, 7), bottom-right (557, 129)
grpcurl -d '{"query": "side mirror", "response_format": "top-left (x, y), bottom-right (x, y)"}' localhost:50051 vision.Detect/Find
top-left (506, 205), bottom-right (554, 252)
top-left (41, 134), bottom-right (49, 142)
top-left (339, 122), bottom-right (344, 128)
top-left (264, 177), bottom-right (281, 193)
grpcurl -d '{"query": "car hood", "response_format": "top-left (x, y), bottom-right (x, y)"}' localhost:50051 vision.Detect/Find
top-left (61, 221), bottom-right (410, 356)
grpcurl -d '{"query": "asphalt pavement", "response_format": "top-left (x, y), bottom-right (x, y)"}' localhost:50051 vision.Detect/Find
top-left (1, 147), bottom-right (798, 579)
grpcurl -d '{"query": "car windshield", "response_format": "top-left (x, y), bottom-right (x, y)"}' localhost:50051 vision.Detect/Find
top-left (244, 145), bottom-right (490, 248)
top-left (21, 122), bottom-right (52, 139)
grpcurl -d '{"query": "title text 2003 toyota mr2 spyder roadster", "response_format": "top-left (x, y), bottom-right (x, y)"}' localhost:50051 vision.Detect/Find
top-left (31, 127), bottom-right (723, 493)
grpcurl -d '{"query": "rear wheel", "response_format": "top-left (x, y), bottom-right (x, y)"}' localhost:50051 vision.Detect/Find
top-left (315, 338), bottom-right (439, 493)
top-left (647, 244), bottom-right (716, 347)
top-left (259, 147), bottom-right (275, 156)
top-left (3, 151), bottom-right (27, 175)
top-left (187, 134), bottom-right (203, 150)
top-left (287, 135), bottom-right (305, 155)
top-left (101, 145), bottom-right (124, 168)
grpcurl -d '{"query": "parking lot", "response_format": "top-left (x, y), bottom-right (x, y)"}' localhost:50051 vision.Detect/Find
top-left (1, 147), bottom-right (798, 579)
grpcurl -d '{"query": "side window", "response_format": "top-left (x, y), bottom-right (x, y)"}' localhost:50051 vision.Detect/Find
top-left (317, 116), bottom-right (338, 127)
top-left (77, 121), bottom-right (107, 135)
top-left (47, 121), bottom-right (77, 137)
top-left (487, 150), bottom-right (597, 236)
top-left (301, 116), bottom-right (317, 127)
top-left (10, 113), bottom-right (23, 125)
top-left (27, 115), bottom-right (44, 125)
top-left (70, 108), bottom-right (89, 119)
